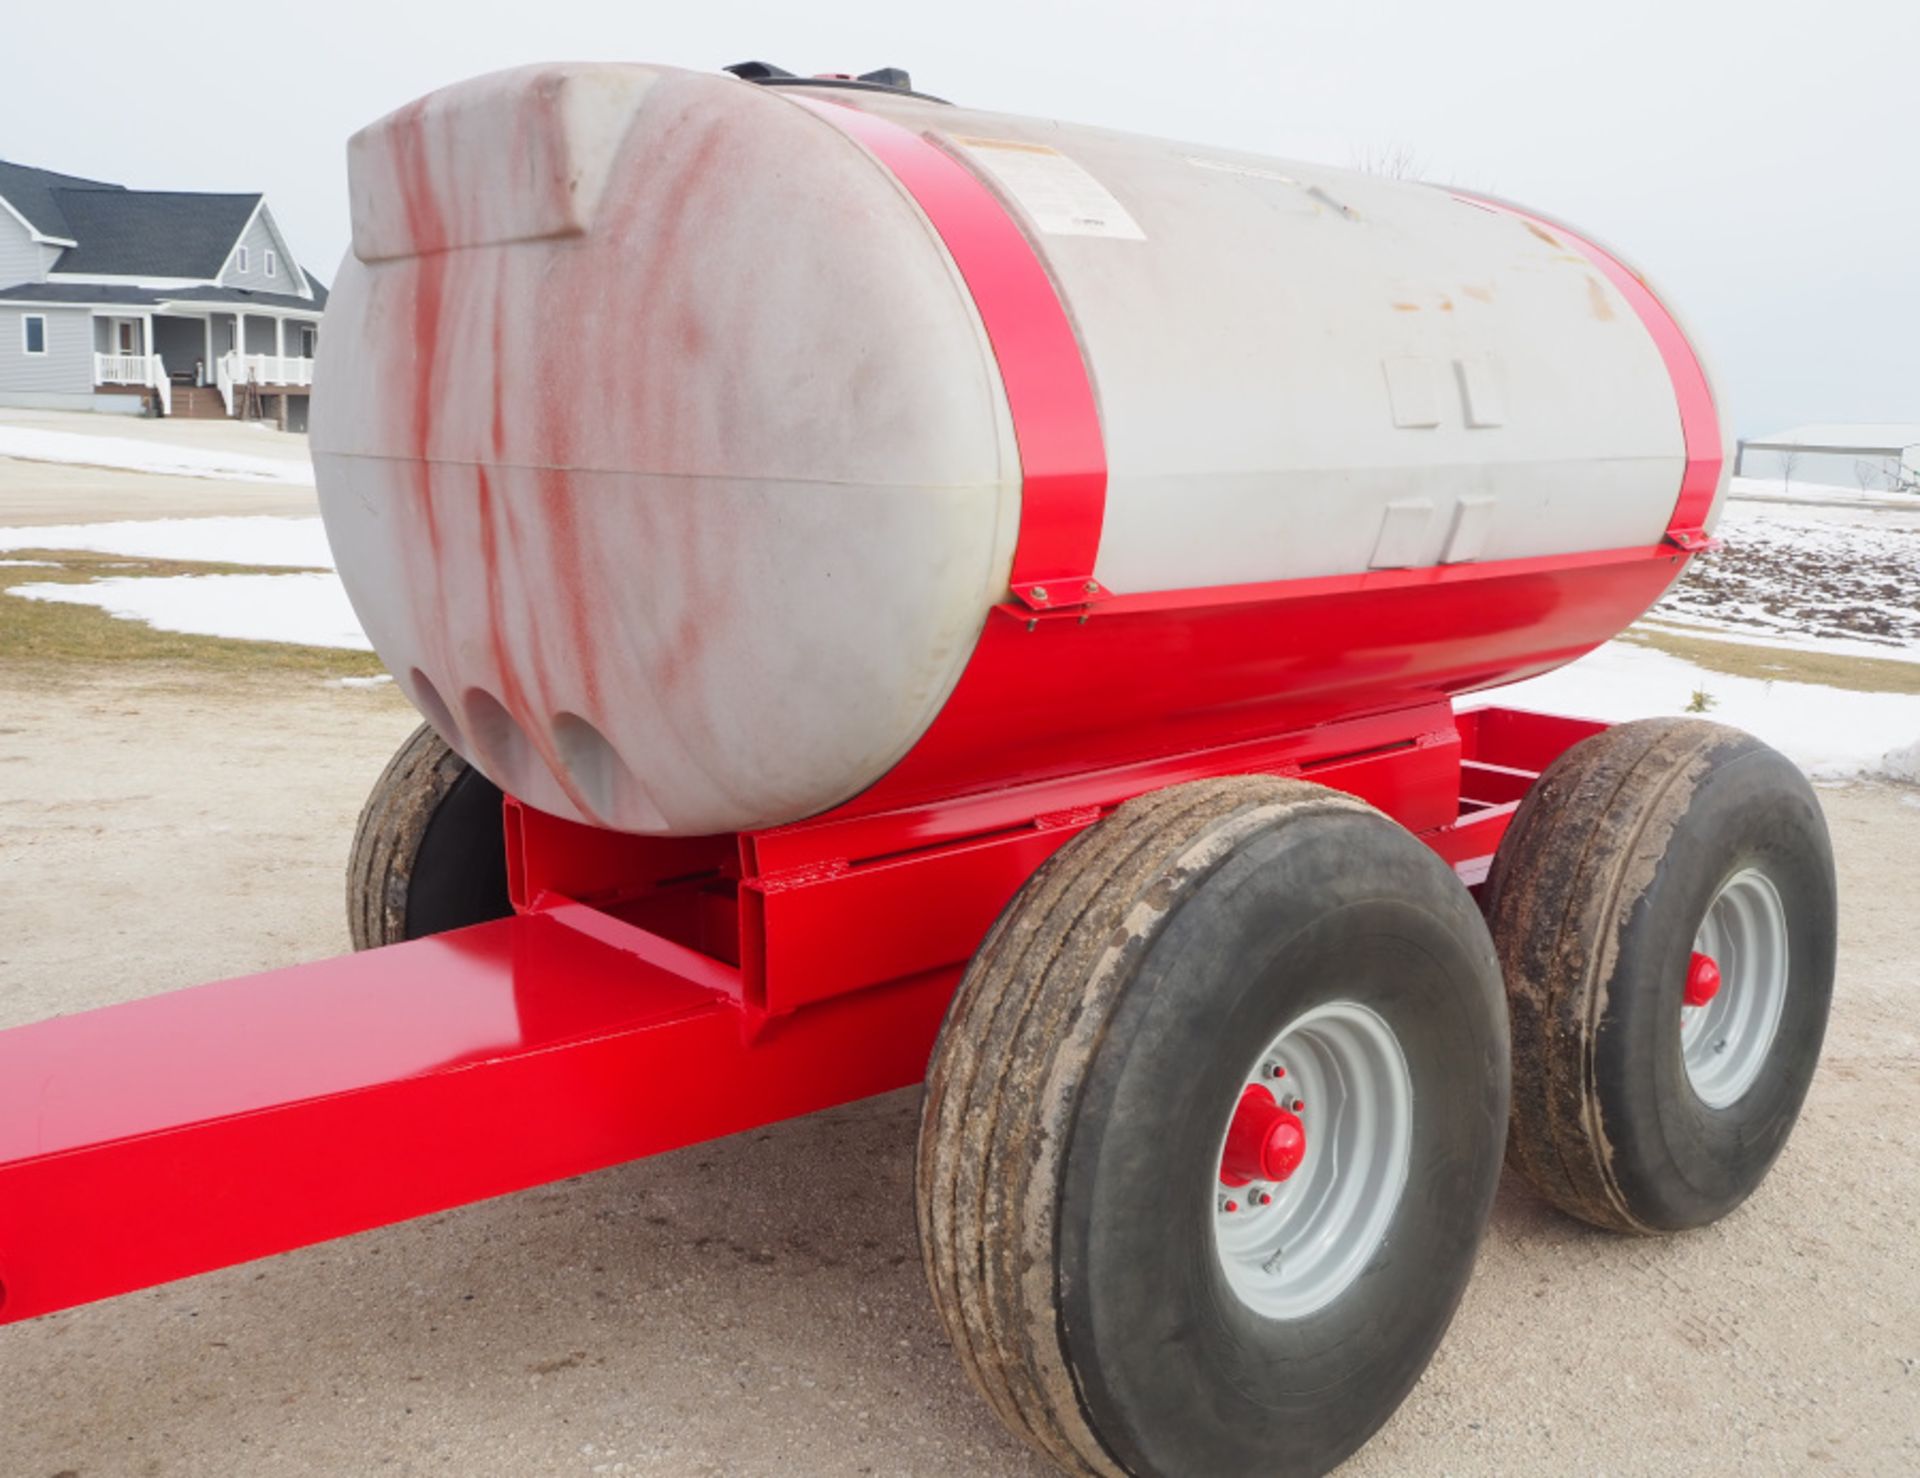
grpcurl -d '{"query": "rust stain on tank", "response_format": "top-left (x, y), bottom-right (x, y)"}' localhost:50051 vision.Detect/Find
top-left (1389, 301), bottom-right (1420, 312)
top-left (1587, 275), bottom-right (1616, 322)
top-left (1461, 283), bottom-right (1494, 303)
top-left (1524, 220), bottom-right (1561, 248)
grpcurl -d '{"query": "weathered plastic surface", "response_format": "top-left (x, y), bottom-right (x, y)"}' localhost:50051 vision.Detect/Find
top-left (312, 62), bottom-right (1725, 835)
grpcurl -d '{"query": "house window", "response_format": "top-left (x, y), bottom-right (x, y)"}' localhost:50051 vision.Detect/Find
top-left (22, 315), bottom-right (46, 355)
top-left (299, 324), bottom-right (316, 358)
top-left (236, 245), bottom-right (249, 273)
top-left (265, 249), bottom-right (277, 278)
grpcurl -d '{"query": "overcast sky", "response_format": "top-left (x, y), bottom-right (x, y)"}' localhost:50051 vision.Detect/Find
top-left (6, 1), bottom-right (1912, 439)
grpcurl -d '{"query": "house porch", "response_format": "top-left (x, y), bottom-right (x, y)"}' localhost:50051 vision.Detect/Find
top-left (90, 307), bottom-right (320, 425)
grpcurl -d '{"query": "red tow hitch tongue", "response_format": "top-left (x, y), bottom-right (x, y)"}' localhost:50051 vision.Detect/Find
top-left (1685, 951), bottom-right (1723, 1009)
top-left (1220, 1084), bottom-right (1307, 1187)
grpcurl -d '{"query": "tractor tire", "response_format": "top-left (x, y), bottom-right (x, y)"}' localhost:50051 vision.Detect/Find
top-left (917, 776), bottom-right (1509, 1478)
top-left (347, 722), bottom-right (513, 950)
top-left (1484, 717), bottom-right (1837, 1234)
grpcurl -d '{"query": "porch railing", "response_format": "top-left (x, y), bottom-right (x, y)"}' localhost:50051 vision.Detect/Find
top-left (94, 352), bottom-right (149, 385)
top-left (218, 352), bottom-right (315, 389)
top-left (94, 353), bottom-right (170, 416)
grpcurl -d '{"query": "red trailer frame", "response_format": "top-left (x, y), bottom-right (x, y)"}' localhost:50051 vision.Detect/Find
top-left (0, 700), bottom-right (1598, 1327)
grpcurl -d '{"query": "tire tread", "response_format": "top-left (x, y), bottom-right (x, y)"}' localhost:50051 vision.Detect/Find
top-left (917, 777), bottom-right (1372, 1475)
top-left (345, 722), bottom-right (471, 951)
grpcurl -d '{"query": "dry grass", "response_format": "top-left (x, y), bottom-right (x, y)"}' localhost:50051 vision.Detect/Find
top-left (1625, 623), bottom-right (1920, 696)
top-left (0, 549), bottom-right (387, 679)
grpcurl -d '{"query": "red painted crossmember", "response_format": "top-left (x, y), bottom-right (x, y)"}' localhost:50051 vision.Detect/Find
top-left (0, 907), bottom-right (949, 1326)
top-left (793, 96), bottom-right (1109, 610)
top-left (0, 705), bottom-right (1601, 1325)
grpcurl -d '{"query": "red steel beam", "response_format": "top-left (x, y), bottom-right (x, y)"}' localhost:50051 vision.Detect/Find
top-left (0, 906), bottom-right (951, 1326)
top-left (0, 706), bottom-right (1592, 1327)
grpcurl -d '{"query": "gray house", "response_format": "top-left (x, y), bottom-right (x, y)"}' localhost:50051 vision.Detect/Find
top-left (0, 159), bottom-right (326, 427)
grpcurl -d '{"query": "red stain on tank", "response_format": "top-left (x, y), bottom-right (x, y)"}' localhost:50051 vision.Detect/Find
top-left (595, 108), bottom-right (739, 705)
top-left (534, 77), bottom-right (573, 235)
top-left (476, 465), bottom-right (599, 819)
top-left (385, 96), bottom-right (456, 682)
top-left (489, 266), bottom-right (507, 461)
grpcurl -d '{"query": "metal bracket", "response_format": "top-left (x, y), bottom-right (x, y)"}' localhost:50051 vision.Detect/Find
top-left (1664, 528), bottom-right (1718, 553)
top-left (1010, 576), bottom-right (1111, 614)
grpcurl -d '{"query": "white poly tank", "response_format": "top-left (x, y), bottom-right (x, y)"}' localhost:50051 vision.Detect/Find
top-left (312, 62), bottom-right (1726, 836)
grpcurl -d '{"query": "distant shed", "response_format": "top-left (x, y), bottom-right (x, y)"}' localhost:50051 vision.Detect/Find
top-left (1736, 423), bottom-right (1920, 485)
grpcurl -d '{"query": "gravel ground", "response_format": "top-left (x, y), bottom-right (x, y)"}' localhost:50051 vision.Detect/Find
top-left (0, 439), bottom-right (1916, 1476)
top-left (0, 455), bottom-right (314, 526)
top-left (1, 668), bottom-right (1916, 1478)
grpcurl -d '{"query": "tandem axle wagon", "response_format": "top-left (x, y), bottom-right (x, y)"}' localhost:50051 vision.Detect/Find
top-left (0, 61), bottom-right (1834, 1477)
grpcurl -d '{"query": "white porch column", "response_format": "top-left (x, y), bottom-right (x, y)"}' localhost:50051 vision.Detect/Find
top-left (141, 313), bottom-right (155, 376)
top-left (202, 317), bottom-right (213, 386)
top-left (274, 316), bottom-right (285, 381)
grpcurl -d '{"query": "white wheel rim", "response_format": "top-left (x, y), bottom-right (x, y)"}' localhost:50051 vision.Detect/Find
top-left (1683, 867), bottom-right (1790, 1108)
top-left (1210, 1000), bottom-right (1413, 1320)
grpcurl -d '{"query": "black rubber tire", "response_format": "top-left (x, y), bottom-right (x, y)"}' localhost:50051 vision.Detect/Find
top-left (1483, 717), bottom-right (1837, 1235)
top-left (916, 777), bottom-right (1510, 1478)
top-left (346, 722), bottom-right (513, 950)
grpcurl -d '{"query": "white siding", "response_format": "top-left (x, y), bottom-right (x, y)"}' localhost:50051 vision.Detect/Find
top-left (219, 205), bottom-right (308, 296)
top-left (0, 306), bottom-right (94, 395)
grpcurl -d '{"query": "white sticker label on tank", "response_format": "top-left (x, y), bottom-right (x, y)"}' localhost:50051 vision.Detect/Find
top-left (952, 137), bottom-right (1146, 240)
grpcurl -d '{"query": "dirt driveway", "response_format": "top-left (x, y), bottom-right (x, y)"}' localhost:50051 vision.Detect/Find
top-left (1, 437), bottom-right (1916, 1478)
top-left (1, 662), bottom-right (1916, 1478)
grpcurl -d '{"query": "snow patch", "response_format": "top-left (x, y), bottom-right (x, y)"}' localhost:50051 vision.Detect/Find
top-left (11, 573), bottom-right (369, 650)
top-left (0, 426), bottom-right (314, 485)
top-left (1492, 641), bottom-right (1918, 781)
top-left (1654, 504), bottom-right (1920, 656)
top-left (1880, 739), bottom-right (1920, 785)
top-left (0, 516), bottom-right (334, 570)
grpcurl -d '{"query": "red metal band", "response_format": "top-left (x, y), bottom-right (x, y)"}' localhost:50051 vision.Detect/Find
top-left (1463, 196), bottom-right (1722, 544)
top-left (794, 97), bottom-right (1108, 608)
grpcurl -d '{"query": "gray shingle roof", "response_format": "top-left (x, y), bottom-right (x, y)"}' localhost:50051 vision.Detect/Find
top-left (1, 156), bottom-right (318, 299)
top-left (0, 281), bottom-right (325, 312)
top-left (0, 282), bottom-right (158, 304)
top-left (164, 282), bottom-right (328, 311)
top-left (49, 189), bottom-right (262, 278)
top-left (0, 159), bottom-right (123, 241)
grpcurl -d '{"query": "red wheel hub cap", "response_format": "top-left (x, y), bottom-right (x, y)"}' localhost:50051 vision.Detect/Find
top-left (1219, 1084), bottom-right (1307, 1187)
top-left (1685, 951), bottom-right (1722, 1009)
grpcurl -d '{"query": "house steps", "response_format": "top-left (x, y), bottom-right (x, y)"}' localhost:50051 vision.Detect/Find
top-left (168, 385), bottom-right (229, 419)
